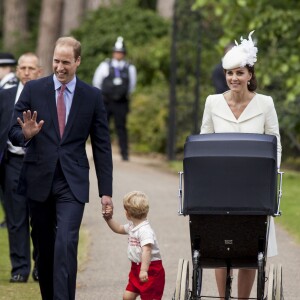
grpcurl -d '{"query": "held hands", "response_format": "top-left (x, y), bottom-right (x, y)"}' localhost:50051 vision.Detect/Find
top-left (102, 195), bottom-right (113, 220)
top-left (17, 110), bottom-right (44, 141)
top-left (139, 270), bottom-right (148, 282)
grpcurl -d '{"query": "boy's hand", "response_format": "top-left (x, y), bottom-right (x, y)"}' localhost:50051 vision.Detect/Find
top-left (139, 270), bottom-right (148, 282)
top-left (101, 195), bottom-right (113, 220)
top-left (102, 205), bottom-right (113, 220)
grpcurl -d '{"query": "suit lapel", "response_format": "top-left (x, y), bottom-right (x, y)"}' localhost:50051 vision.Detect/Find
top-left (45, 77), bottom-right (61, 139)
top-left (61, 79), bottom-right (83, 141)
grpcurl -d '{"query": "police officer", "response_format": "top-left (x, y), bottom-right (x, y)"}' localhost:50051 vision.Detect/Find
top-left (0, 53), bottom-right (18, 90)
top-left (0, 52), bottom-right (18, 228)
top-left (93, 37), bottom-right (137, 161)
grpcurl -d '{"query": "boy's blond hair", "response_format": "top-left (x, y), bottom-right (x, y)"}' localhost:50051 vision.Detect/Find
top-left (123, 191), bottom-right (149, 219)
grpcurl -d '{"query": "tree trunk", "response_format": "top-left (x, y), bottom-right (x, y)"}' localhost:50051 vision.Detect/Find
top-left (156, 0), bottom-right (175, 19)
top-left (61, 0), bottom-right (85, 35)
top-left (3, 0), bottom-right (28, 51)
top-left (85, 0), bottom-right (123, 10)
top-left (36, 0), bottom-right (63, 76)
top-left (85, 0), bottom-right (103, 10)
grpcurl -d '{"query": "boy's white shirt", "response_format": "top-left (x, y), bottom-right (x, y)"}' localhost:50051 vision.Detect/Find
top-left (123, 220), bottom-right (162, 263)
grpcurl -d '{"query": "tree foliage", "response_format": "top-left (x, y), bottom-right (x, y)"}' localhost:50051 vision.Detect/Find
top-left (1, 0), bottom-right (299, 158)
top-left (72, 1), bottom-right (171, 153)
top-left (193, 0), bottom-right (300, 155)
top-left (72, 1), bottom-right (170, 85)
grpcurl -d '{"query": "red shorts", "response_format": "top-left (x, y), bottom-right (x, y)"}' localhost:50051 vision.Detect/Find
top-left (126, 260), bottom-right (165, 300)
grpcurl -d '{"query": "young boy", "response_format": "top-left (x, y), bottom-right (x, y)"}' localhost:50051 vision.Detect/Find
top-left (103, 191), bottom-right (165, 300)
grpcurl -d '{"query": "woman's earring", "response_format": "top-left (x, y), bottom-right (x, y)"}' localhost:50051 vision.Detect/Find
top-left (247, 81), bottom-right (250, 85)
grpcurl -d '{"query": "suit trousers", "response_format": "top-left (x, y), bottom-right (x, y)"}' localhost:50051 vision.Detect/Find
top-left (4, 152), bottom-right (31, 277)
top-left (105, 100), bottom-right (129, 159)
top-left (29, 161), bottom-right (85, 300)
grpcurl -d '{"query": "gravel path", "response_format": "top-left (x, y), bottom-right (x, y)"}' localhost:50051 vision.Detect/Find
top-left (75, 149), bottom-right (300, 300)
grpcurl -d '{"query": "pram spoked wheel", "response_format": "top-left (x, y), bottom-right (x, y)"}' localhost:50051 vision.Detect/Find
top-left (173, 259), bottom-right (189, 300)
top-left (266, 264), bottom-right (284, 300)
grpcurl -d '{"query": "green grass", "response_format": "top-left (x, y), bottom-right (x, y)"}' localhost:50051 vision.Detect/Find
top-left (0, 205), bottom-right (89, 300)
top-left (0, 205), bottom-right (40, 299)
top-left (168, 160), bottom-right (300, 243)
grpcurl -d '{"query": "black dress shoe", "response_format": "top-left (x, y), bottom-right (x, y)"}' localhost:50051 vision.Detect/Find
top-left (32, 267), bottom-right (39, 281)
top-left (122, 155), bottom-right (129, 161)
top-left (10, 274), bottom-right (28, 283)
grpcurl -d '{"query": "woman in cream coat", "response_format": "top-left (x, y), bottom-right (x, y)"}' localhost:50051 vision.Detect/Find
top-left (200, 31), bottom-right (282, 299)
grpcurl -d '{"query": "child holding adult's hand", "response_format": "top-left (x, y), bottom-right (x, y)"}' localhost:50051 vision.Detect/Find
top-left (103, 191), bottom-right (165, 300)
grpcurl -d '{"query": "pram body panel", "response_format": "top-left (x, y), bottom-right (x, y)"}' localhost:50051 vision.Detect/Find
top-left (183, 133), bottom-right (277, 215)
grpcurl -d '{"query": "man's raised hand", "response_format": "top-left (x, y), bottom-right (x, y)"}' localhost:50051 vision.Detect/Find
top-left (17, 110), bottom-right (44, 141)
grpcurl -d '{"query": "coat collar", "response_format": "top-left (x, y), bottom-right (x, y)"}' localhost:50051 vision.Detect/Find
top-left (213, 93), bottom-right (263, 123)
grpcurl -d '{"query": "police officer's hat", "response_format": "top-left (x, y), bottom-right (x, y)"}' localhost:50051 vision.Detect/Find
top-left (113, 37), bottom-right (126, 54)
top-left (0, 53), bottom-right (17, 66)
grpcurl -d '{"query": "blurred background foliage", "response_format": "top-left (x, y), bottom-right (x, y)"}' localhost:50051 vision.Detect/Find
top-left (1, 0), bottom-right (300, 166)
top-left (193, 0), bottom-right (300, 167)
top-left (72, 1), bottom-right (172, 154)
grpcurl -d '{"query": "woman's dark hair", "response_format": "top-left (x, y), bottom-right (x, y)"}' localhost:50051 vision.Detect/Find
top-left (246, 65), bottom-right (257, 91)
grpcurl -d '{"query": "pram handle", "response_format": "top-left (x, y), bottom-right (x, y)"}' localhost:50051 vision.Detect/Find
top-left (178, 171), bottom-right (184, 215)
top-left (275, 169), bottom-right (284, 217)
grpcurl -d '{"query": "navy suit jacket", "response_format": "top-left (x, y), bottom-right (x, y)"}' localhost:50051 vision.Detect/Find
top-left (8, 75), bottom-right (113, 202)
top-left (0, 86), bottom-right (18, 156)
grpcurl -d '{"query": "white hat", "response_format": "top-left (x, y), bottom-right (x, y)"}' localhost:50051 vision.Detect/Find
top-left (113, 36), bottom-right (126, 53)
top-left (222, 31), bottom-right (258, 70)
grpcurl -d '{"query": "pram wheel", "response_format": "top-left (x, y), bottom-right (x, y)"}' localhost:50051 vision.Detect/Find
top-left (266, 264), bottom-right (274, 300)
top-left (275, 264), bottom-right (283, 300)
top-left (266, 264), bottom-right (284, 300)
top-left (173, 259), bottom-right (189, 300)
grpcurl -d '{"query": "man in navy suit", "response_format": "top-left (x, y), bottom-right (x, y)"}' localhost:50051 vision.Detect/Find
top-left (9, 37), bottom-right (113, 300)
top-left (0, 52), bottom-right (42, 283)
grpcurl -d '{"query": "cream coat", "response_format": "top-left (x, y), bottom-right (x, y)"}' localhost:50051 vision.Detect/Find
top-left (200, 92), bottom-right (282, 167)
top-left (200, 92), bottom-right (282, 256)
